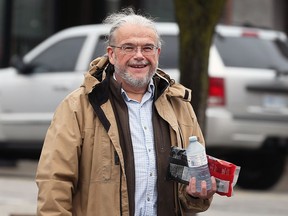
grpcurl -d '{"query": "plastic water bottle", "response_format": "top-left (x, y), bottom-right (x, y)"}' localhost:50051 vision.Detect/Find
top-left (186, 136), bottom-right (212, 192)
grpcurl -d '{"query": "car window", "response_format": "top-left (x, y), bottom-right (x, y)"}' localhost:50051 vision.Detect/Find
top-left (91, 34), bottom-right (179, 69)
top-left (30, 36), bottom-right (86, 73)
top-left (214, 35), bottom-right (288, 70)
top-left (91, 35), bottom-right (108, 61)
top-left (159, 35), bottom-right (179, 69)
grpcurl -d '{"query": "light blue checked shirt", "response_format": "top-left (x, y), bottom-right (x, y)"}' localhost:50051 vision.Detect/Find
top-left (121, 80), bottom-right (157, 216)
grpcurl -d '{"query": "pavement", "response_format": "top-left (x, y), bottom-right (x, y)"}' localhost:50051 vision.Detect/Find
top-left (0, 160), bottom-right (37, 216)
top-left (0, 159), bottom-right (288, 216)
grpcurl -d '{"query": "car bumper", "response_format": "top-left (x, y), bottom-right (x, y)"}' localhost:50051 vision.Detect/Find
top-left (205, 108), bottom-right (288, 149)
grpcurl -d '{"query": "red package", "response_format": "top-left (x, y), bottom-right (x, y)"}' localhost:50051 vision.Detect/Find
top-left (207, 155), bottom-right (240, 197)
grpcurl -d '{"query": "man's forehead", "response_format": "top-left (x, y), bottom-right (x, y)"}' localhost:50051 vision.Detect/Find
top-left (116, 24), bottom-right (156, 35)
top-left (114, 24), bottom-right (157, 41)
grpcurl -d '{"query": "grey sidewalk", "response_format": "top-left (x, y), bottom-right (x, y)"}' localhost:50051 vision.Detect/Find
top-left (0, 159), bottom-right (288, 216)
top-left (0, 177), bottom-right (37, 216)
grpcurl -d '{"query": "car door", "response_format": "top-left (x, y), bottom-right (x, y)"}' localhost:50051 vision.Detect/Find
top-left (0, 36), bottom-right (87, 142)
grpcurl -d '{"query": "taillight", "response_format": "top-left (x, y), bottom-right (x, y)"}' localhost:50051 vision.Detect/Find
top-left (241, 31), bottom-right (259, 38)
top-left (208, 77), bottom-right (225, 106)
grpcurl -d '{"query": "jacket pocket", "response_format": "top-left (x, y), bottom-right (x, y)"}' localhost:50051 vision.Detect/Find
top-left (90, 126), bottom-right (120, 183)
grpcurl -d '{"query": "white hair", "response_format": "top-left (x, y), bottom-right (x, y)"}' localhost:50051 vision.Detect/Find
top-left (103, 7), bottom-right (162, 47)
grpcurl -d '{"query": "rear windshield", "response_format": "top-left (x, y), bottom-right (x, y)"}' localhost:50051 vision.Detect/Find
top-left (161, 34), bottom-right (288, 71)
top-left (214, 35), bottom-right (288, 70)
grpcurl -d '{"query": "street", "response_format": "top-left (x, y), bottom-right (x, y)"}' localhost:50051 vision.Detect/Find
top-left (0, 158), bottom-right (288, 216)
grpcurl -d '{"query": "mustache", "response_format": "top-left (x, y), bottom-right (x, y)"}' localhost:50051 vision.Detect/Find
top-left (128, 61), bottom-right (150, 66)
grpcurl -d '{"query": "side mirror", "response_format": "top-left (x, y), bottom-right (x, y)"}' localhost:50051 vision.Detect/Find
top-left (10, 55), bottom-right (34, 74)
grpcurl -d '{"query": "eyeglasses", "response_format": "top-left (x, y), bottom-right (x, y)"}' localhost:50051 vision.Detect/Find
top-left (110, 44), bottom-right (159, 56)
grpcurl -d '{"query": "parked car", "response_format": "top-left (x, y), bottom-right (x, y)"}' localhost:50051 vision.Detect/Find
top-left (0, 23), bottom-right (287, 189)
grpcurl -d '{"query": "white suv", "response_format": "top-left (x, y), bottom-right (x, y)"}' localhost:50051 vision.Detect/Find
top-left (0, 23), bottom-right (287, 190)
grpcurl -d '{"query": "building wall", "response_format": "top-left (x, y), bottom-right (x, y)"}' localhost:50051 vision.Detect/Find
top-left (141, 0), bottom-right (175, 22)
top-left (0, 0), bottom-right (5, 66)
top-left (140, 0), bottom-right (287, 31)
top-left (12, 0), bottom-right (56, 55)
top-left (232, 0), bottom-right (274, 28)
top-left (273, 0), bottom-right (288, 31)
top-left (1, 0), bottom-right (287, 68)
top-left (0, 0), bottom-right (12, 68)
top-left (230, 0), bottom-right (287, 31)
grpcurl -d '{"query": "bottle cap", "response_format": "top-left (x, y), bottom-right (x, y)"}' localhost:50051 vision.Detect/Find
top-left (189, 136), bottom-right (197, 142)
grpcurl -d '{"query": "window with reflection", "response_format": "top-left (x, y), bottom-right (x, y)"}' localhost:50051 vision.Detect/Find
top-left (30, 36), bottom-right (86, 72)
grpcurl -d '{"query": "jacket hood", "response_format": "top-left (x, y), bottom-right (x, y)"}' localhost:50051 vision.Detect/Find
top-left (82, 56), bottom-right (191, 102)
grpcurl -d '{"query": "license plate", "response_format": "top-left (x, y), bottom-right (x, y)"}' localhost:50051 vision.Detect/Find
top-left (263, 95), bottom-right (287, 108)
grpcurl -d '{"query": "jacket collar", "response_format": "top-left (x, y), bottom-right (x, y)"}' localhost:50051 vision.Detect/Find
top-left (84, 56), bottom-right (191, 106)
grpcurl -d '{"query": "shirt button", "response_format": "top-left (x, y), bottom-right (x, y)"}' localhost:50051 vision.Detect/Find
top-left (144, 126), bottom-right (147, 130)
top-left (150, 172), bottom-right (153, 176)
top-left (147, 197), bottom-right (150, 201)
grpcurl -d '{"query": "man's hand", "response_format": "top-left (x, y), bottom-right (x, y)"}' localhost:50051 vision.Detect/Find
top-left (186, 176), bottom-right (217, 199)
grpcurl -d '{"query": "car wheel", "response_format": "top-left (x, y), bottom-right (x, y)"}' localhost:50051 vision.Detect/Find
top-left (227, 149), bottom-right (286, 190)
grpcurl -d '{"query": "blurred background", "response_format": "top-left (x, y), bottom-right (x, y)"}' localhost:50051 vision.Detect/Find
top-left (1, 0), bottom-right (288, 68)
top-left (0, 0), bottom-right (288, 215)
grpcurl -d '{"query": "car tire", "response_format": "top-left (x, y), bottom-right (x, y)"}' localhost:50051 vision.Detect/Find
top-left (226, 149), bottom-right (286, 190)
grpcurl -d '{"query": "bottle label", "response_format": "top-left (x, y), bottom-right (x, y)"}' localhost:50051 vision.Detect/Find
top-left (187, 152), bottom-right (208, 167)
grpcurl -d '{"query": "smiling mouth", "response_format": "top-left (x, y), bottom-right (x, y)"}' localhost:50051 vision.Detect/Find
top-left (129, 64), bottom-right (148, 68)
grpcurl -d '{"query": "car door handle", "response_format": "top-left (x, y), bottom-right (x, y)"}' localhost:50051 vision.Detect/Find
top-left (53, 85), bottom-right (70, 91)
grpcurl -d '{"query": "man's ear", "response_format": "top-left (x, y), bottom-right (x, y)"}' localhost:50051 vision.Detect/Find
top-left (157, 47), bottom-right (161, 56)
top-left (107, 47), bottom-right (115, 65)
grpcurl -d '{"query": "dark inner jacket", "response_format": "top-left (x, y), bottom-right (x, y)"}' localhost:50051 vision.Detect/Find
top-left (88, 64), bottom-right (177, 215)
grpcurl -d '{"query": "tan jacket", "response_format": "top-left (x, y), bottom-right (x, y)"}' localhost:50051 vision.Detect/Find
top-left (36, 57), bottom-right (212, 215)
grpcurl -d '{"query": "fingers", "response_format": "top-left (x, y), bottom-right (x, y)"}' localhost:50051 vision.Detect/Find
top-left (211, 176), bottom-right (217, 192)
top-left (206, 176), bottom-right (217, 198)
top-left (200, 180), bottom-right (207, 196)
top-left (186, 176), bottom-right (217, 199)
top-left (185, 177), bottom-right (195, 196)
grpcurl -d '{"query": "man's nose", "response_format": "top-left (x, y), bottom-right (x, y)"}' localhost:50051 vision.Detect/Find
top-left (134, 47), bottom-right (145, 56)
